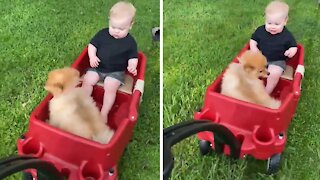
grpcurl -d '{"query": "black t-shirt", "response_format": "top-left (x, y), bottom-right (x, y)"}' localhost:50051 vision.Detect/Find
top-left (251, 25), bottom-right (297, 61)
top-left (90, 28), bottom-right (138, 73)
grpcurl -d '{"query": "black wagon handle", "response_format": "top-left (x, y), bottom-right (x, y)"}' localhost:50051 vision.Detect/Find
top-left (163, 120), bottom-right (241, 180)
top-left (0, 155), bottom-right (64, 180)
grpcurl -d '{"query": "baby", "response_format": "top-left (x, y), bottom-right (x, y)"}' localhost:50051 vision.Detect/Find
top-left (250, 0), bottom-right (297, 94)
top-left (82, 1), bottom-right (138, 122)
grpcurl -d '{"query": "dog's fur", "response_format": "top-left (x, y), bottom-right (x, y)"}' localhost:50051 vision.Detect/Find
top-left (45, 67), bottom-right (114, 144)
top-left (221, 50), bottom-right (281, 109)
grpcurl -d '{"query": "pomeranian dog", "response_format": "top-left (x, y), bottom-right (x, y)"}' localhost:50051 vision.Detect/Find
top-left (221, 50), bottom-right (281, 109)
top-left (44, 67), bottom-right (114, 144)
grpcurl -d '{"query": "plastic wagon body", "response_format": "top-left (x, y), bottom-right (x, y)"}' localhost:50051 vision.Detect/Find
top-left (195, 43), bottom-right (304, 160)
top-left (17, 47), bottom-right (147, 180)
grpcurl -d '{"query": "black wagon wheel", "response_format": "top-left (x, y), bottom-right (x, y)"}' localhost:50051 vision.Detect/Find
top-left (267, 153), bottom-right (282, 175)
top-left (22, 171), bottom-right (33, 180)
top-left (163, 120), bottom-right (241, 180)
top-left (0, 155), bottom-right (64, 180)
top-left (199, 140), bottom-right (212, 155)
top-left (151, 27), bottom-right (160, 41)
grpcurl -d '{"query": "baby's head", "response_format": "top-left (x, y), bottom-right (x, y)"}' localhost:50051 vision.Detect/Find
top-left (108, 1), bottom-right (136, 39)
top-left (264, 0), bottom-right (289, 35)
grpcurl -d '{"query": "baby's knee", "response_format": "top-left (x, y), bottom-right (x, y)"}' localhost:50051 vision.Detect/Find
top-left (268, 68), bottom-right (283, 79)
top-left (103, 78), bottom-right (121, 93)
top-left (83, 80), bottom-right (95, 86)
top-left (267, 72), bottom-right (282, 85)
top-left (103, 84), bottom-right (119, 94)
top-left (83, 72), bottom-right (99, 86)
top-left (268, 67), bottom-right (283, 78)
top-left (268, 71), bottom-right (282, 79)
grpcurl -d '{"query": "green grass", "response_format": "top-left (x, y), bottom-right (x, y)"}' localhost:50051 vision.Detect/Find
top-left (164, 0), bottom-right (320, 179)
top-left (0, 0), bottom-right (159, 179)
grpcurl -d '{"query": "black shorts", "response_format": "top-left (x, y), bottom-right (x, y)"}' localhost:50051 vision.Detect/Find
top-left (87, 68), bottom-right (125, 84)
top-left (268, 60), bottom-right (286, 71)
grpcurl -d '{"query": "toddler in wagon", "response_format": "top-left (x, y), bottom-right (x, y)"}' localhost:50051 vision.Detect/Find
top-left (250, 0), bottom-right (297, 94)
top-left (82, 1), bottom-right (138, 122)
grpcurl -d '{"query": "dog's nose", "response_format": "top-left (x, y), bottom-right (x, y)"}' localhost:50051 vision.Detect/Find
top-left (267, 72), bottom-right (270, 76)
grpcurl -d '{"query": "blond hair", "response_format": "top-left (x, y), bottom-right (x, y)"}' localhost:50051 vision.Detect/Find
top-left (109, 1), bottom-right (136, 22)
top-left (265, 1), bottom-right (289, 18)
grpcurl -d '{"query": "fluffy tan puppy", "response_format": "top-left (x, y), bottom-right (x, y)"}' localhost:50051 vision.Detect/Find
top-left (44, 67), bottom-right (114, 144)
top-left (221, 50), bottom-right (281, 109)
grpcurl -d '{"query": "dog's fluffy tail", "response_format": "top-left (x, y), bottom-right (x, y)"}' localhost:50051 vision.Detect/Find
top-left (93, 127), bottom-right (114, 144)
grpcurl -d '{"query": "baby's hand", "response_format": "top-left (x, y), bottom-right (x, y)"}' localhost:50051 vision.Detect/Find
top-left (127, 66), bottom-right (137, 76)
top-left (249, 39), bottom-right (259, 52)
top-left (250, 46), bottom-right (260, 52)
top-left (89, 56), bottom-right (101, 68)
top-left (284, 47), bottom-right (298, 58)
top-left (127, 58), bottom-right (138, 76)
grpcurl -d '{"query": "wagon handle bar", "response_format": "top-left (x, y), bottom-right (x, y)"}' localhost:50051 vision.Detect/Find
top-left (163, 120), bottom-right (241, 180)
top-left (0, 155), bottom-right (64, 180)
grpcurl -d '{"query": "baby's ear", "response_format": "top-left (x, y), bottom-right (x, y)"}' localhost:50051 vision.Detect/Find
top-left (284, 16), bottom-right (288, 25)
top-left (130, 21), bottom-right (134, 29)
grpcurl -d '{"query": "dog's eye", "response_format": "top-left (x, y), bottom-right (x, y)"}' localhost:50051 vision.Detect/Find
top-left (259, 70), bottom-right (263, 73)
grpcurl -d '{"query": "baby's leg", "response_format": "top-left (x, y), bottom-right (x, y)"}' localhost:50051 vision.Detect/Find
top-left (101, 77), bottom-right (121, 122)
top-left (82, 71), bottom-right (99, 95)
top-left (266, 65), bottom-right (283, 94)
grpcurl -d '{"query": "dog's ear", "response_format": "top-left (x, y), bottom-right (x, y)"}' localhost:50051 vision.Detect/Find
top-left (237, 56), bottom-right (243, 64)
top-left (243, 64), bottom-right (254, 73)
top-left (68, 67), bottom-right (80, 77)
top-left (44, 83), bottom-right (64, 96)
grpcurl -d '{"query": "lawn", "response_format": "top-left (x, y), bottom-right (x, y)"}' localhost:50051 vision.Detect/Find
top-left (0, 0), bottom-right (159, 179)
top-left (164, 0), bottom-right (320, 179)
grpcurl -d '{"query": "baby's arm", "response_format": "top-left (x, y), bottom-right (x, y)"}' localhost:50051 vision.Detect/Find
top-left (88, 44), bottom-right (100, 67)
top-left (127, 58), bottom-right (138, 76)
top-left (284, 47), bottom-right (298, 58)
top-left (249, 39), bottom-right (259, 52)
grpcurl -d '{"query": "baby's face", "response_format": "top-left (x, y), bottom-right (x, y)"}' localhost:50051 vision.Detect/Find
top-left (265, 13), bottom-right (287, 35)
top-left (109, 17), bottom-right (133, 39)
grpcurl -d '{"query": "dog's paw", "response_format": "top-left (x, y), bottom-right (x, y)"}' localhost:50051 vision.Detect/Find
top-left (269, 99), bottom-right (281, 109)
top-left (93, 128), bottom-right (114, 144)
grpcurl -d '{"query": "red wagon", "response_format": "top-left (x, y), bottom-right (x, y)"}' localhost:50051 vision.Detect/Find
top-left (164, 43), bottom-right (304, 179)
top-left (0, 47), bottom-right (147, 180)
